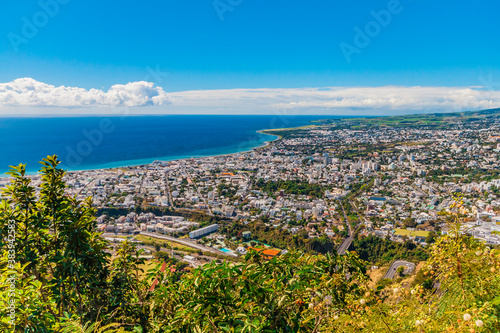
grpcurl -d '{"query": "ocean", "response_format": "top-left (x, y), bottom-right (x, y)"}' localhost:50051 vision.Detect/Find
top-left (0, 115), bottom-right (340, 174)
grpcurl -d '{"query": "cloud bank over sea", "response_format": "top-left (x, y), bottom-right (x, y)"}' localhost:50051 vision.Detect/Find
top-left (1, 78), bottom-right (500, 115)
top-left (0, 78), bottom-right (170, 107)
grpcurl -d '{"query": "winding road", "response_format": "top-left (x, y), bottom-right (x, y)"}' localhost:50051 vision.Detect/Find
top-left (383, 260), bottom-right (416, 280)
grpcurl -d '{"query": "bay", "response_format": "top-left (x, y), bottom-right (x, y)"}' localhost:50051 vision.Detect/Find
top-left (0, 115), bottom-right (341, 174)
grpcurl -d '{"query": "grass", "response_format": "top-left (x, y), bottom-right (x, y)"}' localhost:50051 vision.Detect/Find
top-left (393, 229), bottom-right (430, 237)
top-left (135, 235), bottom-right (198, 253)
top-left (136, 235), bottom-right (240, 262)
top-left (138, 260), bottom-right (161, 278)
top-left (403, 261), bottom-right (425, 287)
top-left (241, 240), bottom-right (273, 248)
top-left (368, 265), bottom-right (389, 288)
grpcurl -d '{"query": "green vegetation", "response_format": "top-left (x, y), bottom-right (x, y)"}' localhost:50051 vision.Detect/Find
top-left (255, 178), bottom-right (324, 198)
top-left (313, 108), bottom-right (500, 130)
top-left (427, 167), bottom-right (500, 184)
top-left (135, 235), bottom-right (198, 253)
top-left (217, 181), bottom-right (238, 198)
top-left (260, 126), bottom-right (317, 140)
top-left (266, 108), bottom-right (500, 141)
top-left (1, 157), bottom-right (500, 332)
top-left (350, 235), bottom-right (429, 265)
top-left (225, 220), bottom-right (337, 254)
top-left (135, 235), bottom-right (235, 261)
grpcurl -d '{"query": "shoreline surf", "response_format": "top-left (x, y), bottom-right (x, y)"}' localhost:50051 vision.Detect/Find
top-left (0, 131), bottom-right (281, 177)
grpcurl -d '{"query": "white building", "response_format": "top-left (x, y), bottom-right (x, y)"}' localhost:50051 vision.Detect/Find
top-left (189, 224), bottom-right (219, 239)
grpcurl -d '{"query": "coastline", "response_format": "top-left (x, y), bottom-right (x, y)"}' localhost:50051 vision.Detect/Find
top-left (1, 115), bottom-right (342, 177)
top-left (72, 131), bottom-right (281, 174)
top-left (257, 130), bottom-right (283, 141)
top-left (0, 130), bottom-right (283, 178)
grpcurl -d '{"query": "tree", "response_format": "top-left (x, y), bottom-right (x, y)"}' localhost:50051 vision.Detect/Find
top-left (154, 250), bottom-right (172, 261)
top-left (107, 240), bottom-right (149, 328)
top-left (425, 231), bottom-right (437, 244)
top-left (149, 250), bottom-right (368, 331)
top-left (0, 156), bottom-right (111, 330)
top-left (403, 217), bottom-right (417, 228)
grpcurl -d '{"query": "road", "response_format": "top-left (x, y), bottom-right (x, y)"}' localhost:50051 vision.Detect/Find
top-left (337, 235), bottom-right (353, 255)
top-left (77, 177), bottom-right (94, 196)
top-left (186, 169), bottom-right (213, 215)
top-left (136, 242), bottom-right (206, 268)
top-left (139, 232), bottom-right (224, 255)
top-left (383, 260), bottom-right (416, 280)
top-left (165, 170), bottom-right (175, 208)
top-left (337, 178), bottom-right (376, 255)
top-left (337, 201), bottom-right (353, 255)
top-left (104, 233), bottom-right (224, 268)
top-left (411, 184), bottom-right (428, 198)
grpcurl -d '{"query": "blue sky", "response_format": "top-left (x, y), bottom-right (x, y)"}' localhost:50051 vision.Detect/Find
top-left (0, 0), bottom-right (500, 114)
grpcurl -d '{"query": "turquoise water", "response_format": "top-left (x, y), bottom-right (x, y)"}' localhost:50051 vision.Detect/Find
top-left (0, 115), bottom-right (342, 174)
top-left (219, 248), bottom-right (233, 253)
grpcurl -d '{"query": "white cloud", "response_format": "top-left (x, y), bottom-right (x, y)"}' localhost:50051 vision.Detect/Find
top-left (169, 86), bottom-right (500, 113)
top-left (1, 78), bottom-right (500, 114)
top-left (0, 78), bottom-right (171, 107)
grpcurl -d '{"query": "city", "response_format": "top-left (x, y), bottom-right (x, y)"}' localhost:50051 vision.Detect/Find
top-left (4, 111), bottom-right (498, 271)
